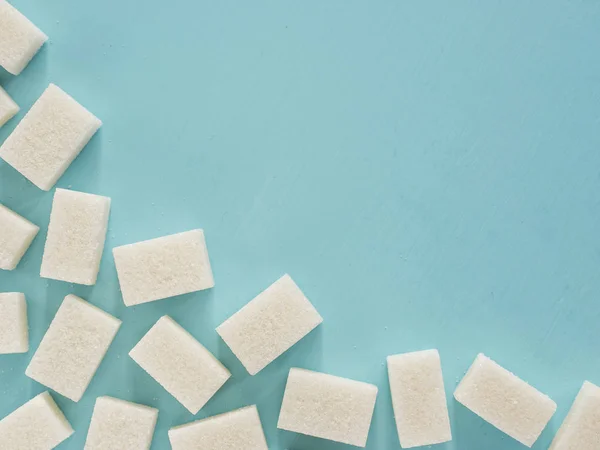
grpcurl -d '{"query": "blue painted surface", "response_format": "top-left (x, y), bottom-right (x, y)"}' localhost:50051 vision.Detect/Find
top-left (1, 1), bottom-right (600, 449)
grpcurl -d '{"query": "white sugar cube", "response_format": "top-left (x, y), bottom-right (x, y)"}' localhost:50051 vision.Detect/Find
top-left (217, 274), bottom-right (323, 375)
top-left (0, 86), bottom-right (19, 127)
top-left (26, 295), bottom-right (121, 402)
top-left (40, 188), bottom-right (111, 285)
top-left (0, 292), bottom-right (28, 354)
top-left (0, 203), bottom-right (39, 270)
top-left (129, 316), bottom-right (230, 414)
top-left (169, 405), bottom-right (268, 450)
top-left (0, 84), bottom-right (101, 191)
top-left (549, 381), bottom-right (600, 449)
top-left (0, 391), bottom-right (73, 449)
top-left (387, 349), bottom-right (452, 448)
top-left (0, 0), bottom-right (47, 75)
top-left (454, 353), bottom-right (556, 447)
top-left (113, 229), bottom-right (214, 306)
top-left (278, 368), bottom-right (378, 448)
top-left (84, 396), bottom-right (158, 450)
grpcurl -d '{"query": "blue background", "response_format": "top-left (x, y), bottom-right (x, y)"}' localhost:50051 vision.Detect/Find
top-left (1, 1), bottom-right (600, 449)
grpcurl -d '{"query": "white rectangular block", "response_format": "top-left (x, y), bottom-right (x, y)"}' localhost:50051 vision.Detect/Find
top-left (129, 316), bottom-right (230, 414)
top-left (0, 86), bottom-right (19, 127)
top-left (0, 391), bottom-right (73, 450)
top-left (26, 295), bottom-right (121, 402)
top-left (217, 274), bottom-right (323, 375)
top-left (0, 203), bottom-right (39, 270)
top-left (0, 83), bottom-right (102, 190)
top-left (40, 188), bottom-right (111, 285)
top-left (387, 349), bottom-right (452, 448)
top-left (84, 396), bottom-right (158, 450)
top-left (549, 381), bottom-right (600, 450)
top-left (0, 0), bottom-right (47, 75)
top-left (169, 405), bottom-right (268, 450)
top-left (454, 353), bottom-right (556, 447)
top-left (0, 292), bottom-right (28, 354)
top-left (113, 229), bottom-right (214, 306)
top-left (278, 368), bottom-right (378, 447)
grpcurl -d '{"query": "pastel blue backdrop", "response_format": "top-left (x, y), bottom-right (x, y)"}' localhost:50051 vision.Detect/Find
top-left (1, 1), bottom-right (599, 449)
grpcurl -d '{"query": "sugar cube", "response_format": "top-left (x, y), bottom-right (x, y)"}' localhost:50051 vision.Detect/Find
top-left (40, 188), bottom-right (111, 285)
top-left (0, 86), bottom-right (19, 127)
top-left (0, 84), bottom-right (101, 191)
top-left (217, 274), bottom-right (323, 375)
top-left (168, 405), bottom-right (268, 450)
top-left (278, 368), bottom-right (378, 447)
top-left (129, 316), bottom-right (230, 414)
top-left (0, 391), bottom-right (73, 450)
top-left (113, 229), bottom-right (214, 306)
top-left (0, 292), bottom-right (28, 354)
top-left (387, 349), bottom-right (452, 448)
top-left (26, 295), bottom-right (121, 402)
top-left (0, 203), bottom-right (39, 270)
top-left (454, 353), bottom-right (556, 447)
top-left (0, 0), bottom-right (47, 75)
top-left (84, 396), bottom-right (158, 450)
top-left (549, 381), bottom-right (600, 449)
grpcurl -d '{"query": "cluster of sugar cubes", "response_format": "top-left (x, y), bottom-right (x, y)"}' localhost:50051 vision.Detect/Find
top-left (2, 2), bottom-right (600, 450)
